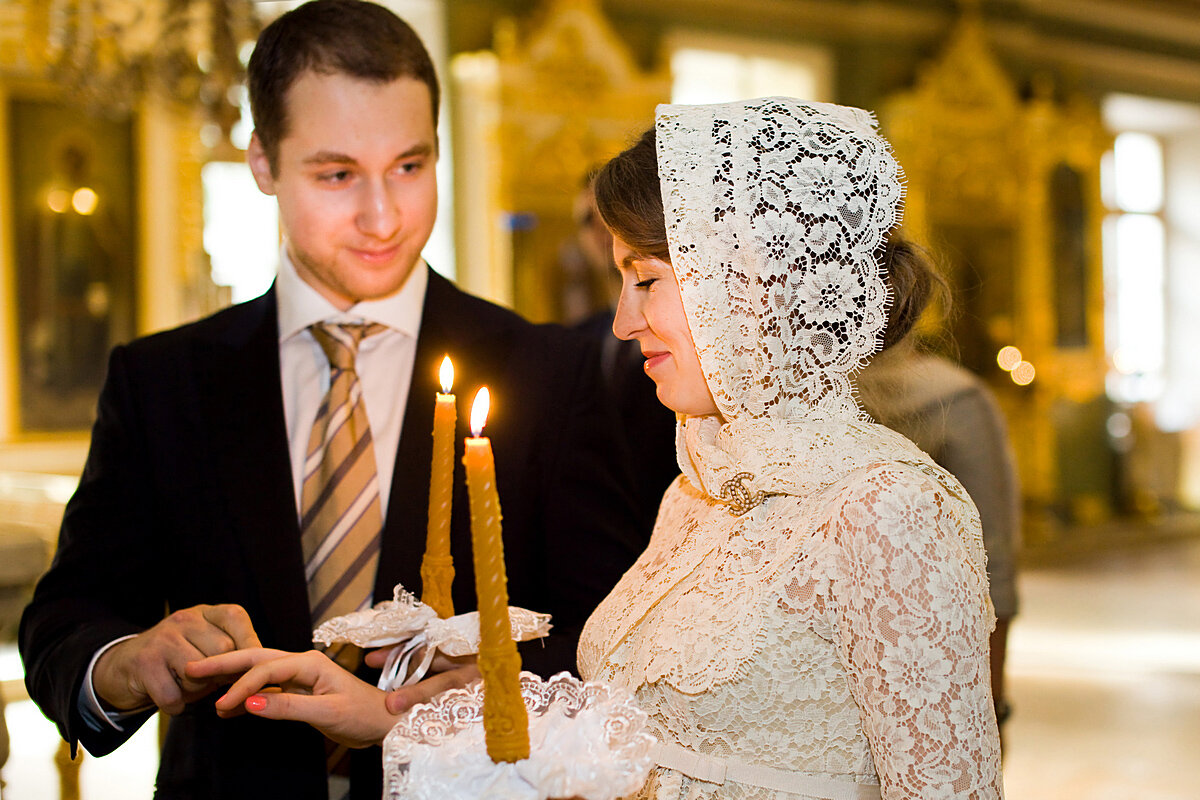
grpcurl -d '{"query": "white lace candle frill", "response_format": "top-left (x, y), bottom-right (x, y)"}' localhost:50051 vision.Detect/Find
top-left (383, 671), bottom-right (656, 800)
top-left (313, 586), bottom-right (552, 689)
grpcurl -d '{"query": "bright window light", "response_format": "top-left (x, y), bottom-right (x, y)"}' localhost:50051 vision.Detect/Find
top-left (672, 50), bottom-right (744, 104)
top-left (669, 40), bottom-right (830, 105)
top-left (1103, 94), bottom-right (1200, 445)
top-left (230, 84), bottom-right (253, 151)
top-left (202, 161), bottom-right (280, 303)
top-left (1105, 211), bottom-right (1165, 402)
top-left (1113, 132), bottom-right (1164, 213)
top-left (1113, 213), bottom-right (1165, 373)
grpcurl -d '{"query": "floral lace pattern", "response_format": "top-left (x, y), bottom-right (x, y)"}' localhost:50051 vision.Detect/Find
top-left (579, 459), bottom-right (1001, 799)
top-left (382, 672), bottom-right (656, 800)
top-left (578, 98), bottom-right (1002, 800)
top-left (313, 586), bottom-right (551, 654)
top-left (656, 98), bottom-right (902, 423)
top-left (312, 588), bottom-right (436, 649)
top-left (314, 586), bottom-right (552, 689)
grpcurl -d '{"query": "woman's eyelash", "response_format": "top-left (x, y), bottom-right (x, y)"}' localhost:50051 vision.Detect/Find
top-left (635, 278), bottom-right (657, 289)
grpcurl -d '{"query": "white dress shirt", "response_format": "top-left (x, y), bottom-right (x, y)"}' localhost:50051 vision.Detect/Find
top-left (81, 243), bottom-right (428, 731)
top-left (276, 244), bottom-right (426, 516)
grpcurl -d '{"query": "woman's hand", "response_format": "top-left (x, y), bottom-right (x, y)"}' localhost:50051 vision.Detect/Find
top-left (186, 648), bottom-right (396, 748)
top-left (380, 660), bottom-right (480, 715)
top-left (363, 646), bottom-right (480, 714)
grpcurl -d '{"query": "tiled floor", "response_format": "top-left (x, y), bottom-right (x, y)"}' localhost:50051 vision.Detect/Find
top-left (1001, 534), bottom-right (1200, 800)
top-left (1, 694), bottom-right (158, 800)
top-left (1, 532), bottom-right (1198, 798)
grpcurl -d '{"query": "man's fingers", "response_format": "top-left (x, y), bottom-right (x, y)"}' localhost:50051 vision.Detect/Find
top-left (93, 604), bottom-right (264, 713)
top-left (384, 663), bottom-right (481, 715)
top-left (152, 606), bottom-right (243, 666)
top-left (135, 665), bottom-right (187, 716)
top-left (200, 604), bottom-right (262, 650)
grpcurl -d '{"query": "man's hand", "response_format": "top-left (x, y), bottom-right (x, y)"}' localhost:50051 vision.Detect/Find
top-left (93, 603), bottom-right (260, 715)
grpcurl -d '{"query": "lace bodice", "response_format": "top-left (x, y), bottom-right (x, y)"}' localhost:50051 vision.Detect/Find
top-left (578, 438), bottom-right (1003, 800)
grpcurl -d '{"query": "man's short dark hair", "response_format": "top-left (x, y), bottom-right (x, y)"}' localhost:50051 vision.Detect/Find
top-left (248, 0), bottom-right (440, 172)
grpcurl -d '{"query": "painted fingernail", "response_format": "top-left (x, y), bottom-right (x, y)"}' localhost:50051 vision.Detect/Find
top-left (245, 695), bottom-right (267, 713)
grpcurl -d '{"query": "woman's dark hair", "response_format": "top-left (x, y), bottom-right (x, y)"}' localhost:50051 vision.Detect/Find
top-left (878, 236), bottom-right (950, 350)
top-left (595, 126), bottom-right (946, 345)
top-left (248, 0), bottom-right (440, 174)
top-left (593, 128), bottom-right (670, 262)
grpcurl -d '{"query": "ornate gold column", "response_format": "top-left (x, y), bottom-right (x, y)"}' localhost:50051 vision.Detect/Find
top-left (883, 11), bottom-right (1111, 532)
top-left (451, 0), bottom-right (669, 319)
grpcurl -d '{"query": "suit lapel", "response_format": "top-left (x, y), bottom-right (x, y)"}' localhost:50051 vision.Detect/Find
top-left (200, 289), bottom-right (312, 649)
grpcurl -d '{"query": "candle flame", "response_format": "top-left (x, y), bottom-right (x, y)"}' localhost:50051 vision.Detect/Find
top-left (439, 355), bottom-right (454, 393)
top-left (471, 387), bottom-right (490, 436)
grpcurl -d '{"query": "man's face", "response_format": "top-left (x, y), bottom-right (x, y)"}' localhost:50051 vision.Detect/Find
top-left (248, 72), bottom-right (438, 310)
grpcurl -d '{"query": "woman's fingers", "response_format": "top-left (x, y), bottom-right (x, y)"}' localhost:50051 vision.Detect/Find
top-left (236, 662), bottom-right (396, 748)
top-left (385, 663), bottom-right (481, 715)
top-left (213, 651), bottom-right (336, 715)
top-left (363, 645), bottom-right (398, 669)
top-left (241, 690), bottom-right (337, 728)
top-left (185, 647), bottom-right (289, 681)
top-left (428, 651), bottom-right (476, 674)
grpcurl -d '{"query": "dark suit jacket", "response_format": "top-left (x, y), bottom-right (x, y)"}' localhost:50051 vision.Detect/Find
top-left (19, 271), bottom-right (643, 799)
top-left (575, 310), bottom-right (679, 535)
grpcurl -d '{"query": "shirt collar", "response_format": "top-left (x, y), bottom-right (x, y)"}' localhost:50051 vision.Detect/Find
top-left (276, 242), bottom-right (427, 341)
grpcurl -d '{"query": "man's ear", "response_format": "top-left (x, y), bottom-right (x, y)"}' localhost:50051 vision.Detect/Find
top-left (247, 132), bottom-right (277, 195)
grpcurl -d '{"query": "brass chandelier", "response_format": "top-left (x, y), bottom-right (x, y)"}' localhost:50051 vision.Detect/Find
top-left (44, 0), bottom-right (261, 137)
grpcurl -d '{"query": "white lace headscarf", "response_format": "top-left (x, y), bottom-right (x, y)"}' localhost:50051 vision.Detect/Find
top-left (657, 98), bottom-right (934, 508)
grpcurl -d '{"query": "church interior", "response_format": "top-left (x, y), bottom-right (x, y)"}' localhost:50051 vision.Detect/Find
top-left (0, 0), bottom-right (1198, 796)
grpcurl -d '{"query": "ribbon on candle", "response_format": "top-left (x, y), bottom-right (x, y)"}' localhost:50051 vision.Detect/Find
top-left (464, 387), bottom-right (530, 763)
top-left (421, 355), bottom-right (456, 618)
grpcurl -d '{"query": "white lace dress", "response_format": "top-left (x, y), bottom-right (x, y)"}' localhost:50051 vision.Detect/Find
top-left (578, 418), bottom-right (1004, 800)
top-left (579, 97), bottom-right (1003, 800)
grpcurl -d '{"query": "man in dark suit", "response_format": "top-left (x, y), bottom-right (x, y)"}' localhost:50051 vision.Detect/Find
top-left (18, 2), bottom-right (643, 798)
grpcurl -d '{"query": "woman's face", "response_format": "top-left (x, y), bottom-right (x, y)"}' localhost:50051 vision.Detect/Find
top-left (611, 236), bottom-right (719, 418)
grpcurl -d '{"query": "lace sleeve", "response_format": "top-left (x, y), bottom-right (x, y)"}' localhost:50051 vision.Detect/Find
top-left (827, 464), bottom-right (1002, 800)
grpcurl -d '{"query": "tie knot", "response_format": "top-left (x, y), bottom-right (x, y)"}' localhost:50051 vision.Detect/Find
top-left (311, 322), bottom-right (387, 371)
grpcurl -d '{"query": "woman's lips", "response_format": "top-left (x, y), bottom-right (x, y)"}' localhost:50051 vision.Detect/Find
top-left (643, 351), bottom-right (670, 371)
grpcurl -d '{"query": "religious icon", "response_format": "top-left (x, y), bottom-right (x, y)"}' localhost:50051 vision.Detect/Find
top-left (9, 98), bottom-right (137, 431)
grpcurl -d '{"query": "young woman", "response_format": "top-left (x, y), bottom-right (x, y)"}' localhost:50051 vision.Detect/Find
top-left (576, 98), bottom-right (1002, 799)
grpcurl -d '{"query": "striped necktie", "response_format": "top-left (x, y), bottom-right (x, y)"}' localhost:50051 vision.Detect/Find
top-left (302, 322), bottom-right (388, 633)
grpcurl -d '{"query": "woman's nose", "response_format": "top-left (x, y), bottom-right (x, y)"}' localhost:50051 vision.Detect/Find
top-left (612, 292), bottom-right (642, 341)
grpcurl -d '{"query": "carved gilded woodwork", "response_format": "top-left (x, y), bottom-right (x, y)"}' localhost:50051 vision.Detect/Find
top-left (0, 2), bottom-right (218, 438)
top-left (451, 0), bottom-right (669, 319)
top-left (884, 13), bottom-right (1112, 527)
